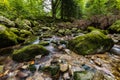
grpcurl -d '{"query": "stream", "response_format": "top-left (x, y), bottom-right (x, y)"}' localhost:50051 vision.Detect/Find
top-left (0, 34), bottom-right (120, 80)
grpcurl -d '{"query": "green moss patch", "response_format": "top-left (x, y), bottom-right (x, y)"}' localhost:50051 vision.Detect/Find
top-left (12, 44), bottom-right (49, 62)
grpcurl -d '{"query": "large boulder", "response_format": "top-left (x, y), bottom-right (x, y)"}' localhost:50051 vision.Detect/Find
top-left (0, 16), bottom-right (15, 27)
top-left (0, 24), bottom-right (18, 48)
top-left (108, 20), bottom-right (120, 33)
top-left (12, 44), bottom-right (49, 62)
top-left (67, 30), bottom-right (114, 55)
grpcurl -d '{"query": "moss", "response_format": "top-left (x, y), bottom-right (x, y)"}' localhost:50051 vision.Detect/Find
top-left (0, 24), bottom-right (18, 48)
top-left (108, 20), bottom-right (120, 33)
top-left (58, 29), bottom-right (65, 35)
top-left (87, 26), bottom-right (108, 34)
top-left (15, 18), bottom-right (31, 30)
top-left (39, 41), bottom-right (49, 46)
top-left (65, 29), bottom-right (72, 35)
top-left (23, 36), bottom-right (38, 45)
top-left (71, 28), bottom-right (77, 33)
top-left (41, 27), bottom-right (51, 31)
top-left (67, 30), bottom-right (114, 55)
top-left (12, 44), bottom-right (49, 62)
top-left (10, 27), bottom-right (19, 35)
top-left (43, 65), bottom-right (60, 76)
top-left (40, 33), bottom-right (52, 38)
top-left (20, 29), bottom-right (32, 38)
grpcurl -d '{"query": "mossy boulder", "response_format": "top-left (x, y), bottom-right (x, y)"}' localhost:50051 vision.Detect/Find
top-left (42, 65), bottom-right (60, 77)
top-left (87, 26), bottom-right (108, 34)
top-left (20, 29), bottom-right (32, 38)
top-left (39, 41), bottom-right (49, 46)
top-left (65, 29), bottom-right (72, 35)
top-left (71, 28), bottom-right (78, 33)
top-left (40, 33), bottom-right (52, 39)
top-left (41, 27), bottom-right (51, 31)
top-left (0, 24), bottom-right (18, 48)
top-left (0, 16), bottom-right (15, 27)
top-left (10, 27), bottom-right (19, 35)
top-left (67, 30), bottom-right (114, 55)
top-left (58, 29), bottom-right (65, 35)
top-left (108, 20), bottom-right (120, 33)
top-left (15, 18), bottom-right (31, 30)
top-left (23, 36), bottom-right (38, 45)
top-left (12, 44), bottom-right (49, 62)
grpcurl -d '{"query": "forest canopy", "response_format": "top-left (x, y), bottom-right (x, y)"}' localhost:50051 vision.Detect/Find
top-left (0, 0), bottom-right (120, 20)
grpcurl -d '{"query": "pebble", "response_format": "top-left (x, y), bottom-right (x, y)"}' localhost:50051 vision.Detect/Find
top-left (64, 49), bottom-right (71, 54)
top-left (60, 63), bottom-right (68, 72)
top-left (16, 71), bottom-right (29, 78)
top-left (63, 72), bottom-right (70, 80)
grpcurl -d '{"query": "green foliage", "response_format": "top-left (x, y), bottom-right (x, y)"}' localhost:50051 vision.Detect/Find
top-left (0, 0), bottom-right (120, 20)
top-left (109, 20), bottom-right (120, 33)
top-left (85, 0), bottom-right (108, 17)
top-left (0, 0), bottom-right (45, 19)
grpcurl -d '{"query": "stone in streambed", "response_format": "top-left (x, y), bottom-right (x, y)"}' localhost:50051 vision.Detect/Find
top-left (12, 44), bottom-right (49, 62)
top-left (67, 30), bottom-right (114, 55)
top-left (73, 71), bottom-right (94, 80)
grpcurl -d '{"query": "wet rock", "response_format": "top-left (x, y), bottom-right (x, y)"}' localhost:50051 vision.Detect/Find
top-left (58, 29), bottom-right (65, 36)
top-left (60, 63), bottom-right (68, 72)
top-left (67, 30), bottom-right (114, 55)
top-left (15, 18), bottom-right (31, 30)
top-left (40, 33), bottom-right (53, 38)
top-left (58, 45), bottom-right (65, 50)
top-left (71, 28), bottom-right (77, 33)
top-left (41, 27), bottom-right (51, 31)
top-left (16, 71), bottom-right (29, 78)
top-left (73, 71), bottom-right (94, 80)
top-left (20, 29), bottom-right (32, 38)
top-left (44, 65), bottom-right (60, 77)
top-left (51, 57), bottom-right (60, 65)
top-left (12, 44), bottom-right (49, 62)
top-left (64, 49), bottom-right (71, 54)
top-left (93, 58), bottom-right (102, 66)
top-left (0, 24), bottom-right (18, 48)
top-left (39, 41), bottom-right (49, 46)
top-left (110, 45), bottom-right (120, 55)
top-left (35, 55), bottom-right (42, 63)
top-left (69, 66), bottom-right (83, 76)
top-left (10, 28), bottom-right (19, 35)
top-left (0, 16), bottom-right (15, 27)
top-left (63, 72), bottom-right (70, 80)
top-left (23, 36), bottom-right (38, 45)
top-left (64, 29), bottom-right (72, 35)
